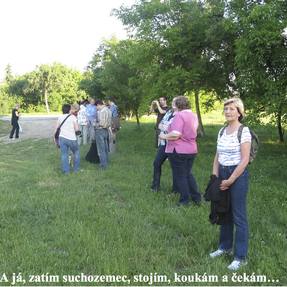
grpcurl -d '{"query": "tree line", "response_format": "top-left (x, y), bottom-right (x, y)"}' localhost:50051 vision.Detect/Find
top-left (0, 0), bottom-right (286, 141)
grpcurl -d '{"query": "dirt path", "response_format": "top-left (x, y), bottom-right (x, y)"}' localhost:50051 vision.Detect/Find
top-left (0, 115), bottom-right (59, 144)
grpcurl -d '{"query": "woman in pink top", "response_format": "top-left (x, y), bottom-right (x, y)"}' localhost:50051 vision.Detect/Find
top-left (159, 96), bottom-right (201, 206)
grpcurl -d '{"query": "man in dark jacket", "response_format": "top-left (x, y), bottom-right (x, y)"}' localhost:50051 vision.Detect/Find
top-left (9, 104), bottom-right (20, 139)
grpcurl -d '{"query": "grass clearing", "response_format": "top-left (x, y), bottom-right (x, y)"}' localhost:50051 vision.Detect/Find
top-left (0, 120), bottom-right (10, 137)
top-left (0, 114), bottom-right (286, 286)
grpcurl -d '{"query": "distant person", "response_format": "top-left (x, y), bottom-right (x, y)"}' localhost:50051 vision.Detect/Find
top-left (151, 108), bottom-right (175, 192)
top-left (107, 98), bottom-right (120, 132)
top-left (9, 104), bottom-right (20, 139)
top-left (94, 100), bottom-right (112, 169)
top-left (106, 98), bottom-right (120, 152)
top-left (209, 98), bottom-right (251, 271)
top-left (159, 96), bottom-right (201, 206)
top-left (77, 102), bottom-right (88, 145)
top-left (86, 98), bottom-right (97, 143)
top-left (150, 97), bottom-right (169, 147)
top-left (55, 104), bottom-right (81, 174)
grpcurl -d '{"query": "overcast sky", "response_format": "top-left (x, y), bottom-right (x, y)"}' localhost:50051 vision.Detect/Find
top-left (0, 0), bottom-right (135, 81)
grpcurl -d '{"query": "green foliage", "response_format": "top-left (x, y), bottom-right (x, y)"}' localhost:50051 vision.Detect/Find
top-left (230, 1), bottom-right (287, 141)
top-left (4, 63), bottom-right (87, 113)
top-left (1, 0), bottom-right (287, 142)
top-left (86, 38), bottom-right (152, 123)
top-left (112, 0), bottom-right (287, 141)
top-left (113, 0), bottom-right (244, 134)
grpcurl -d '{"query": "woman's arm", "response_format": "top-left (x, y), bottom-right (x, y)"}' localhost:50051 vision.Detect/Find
top-left (220, 142), bottom-right (251, 190)
top-left (74, 120), bottom-right (80, 132)
top-left (159, 131), bottom-right (181, 141)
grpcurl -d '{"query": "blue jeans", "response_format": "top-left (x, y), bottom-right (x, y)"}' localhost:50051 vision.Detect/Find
top-left (168, 151), bottom-right (201, 204)
top-left (95, 128), bottom-right (109, 168)
top-left (218, 165), bottom-right (249, 260)
top-left (78, 125), bottom-right (88, 145)
top-left (59, 137), bottom-right (80, 174)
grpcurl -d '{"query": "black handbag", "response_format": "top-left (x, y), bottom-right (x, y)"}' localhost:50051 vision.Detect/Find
top-left (54, 114), bottom-right (71, 148)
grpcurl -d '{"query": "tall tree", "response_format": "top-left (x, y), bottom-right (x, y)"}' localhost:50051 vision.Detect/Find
top-left (230, 0), bottom-right (287, 141)
top-left (88, 39), bottom-right (152, 126)
top-left (114, 0), bottom-right (237, 136)
top-left (8, 63), bottom-right (85, 112)
top-left (5, 64), bottom-right (13, 84)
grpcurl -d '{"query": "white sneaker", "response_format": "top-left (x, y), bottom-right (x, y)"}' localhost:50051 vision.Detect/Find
top-left (209, 249), bottom-right (231, 258)
top-left (227, 259), bottom-right (247, 271)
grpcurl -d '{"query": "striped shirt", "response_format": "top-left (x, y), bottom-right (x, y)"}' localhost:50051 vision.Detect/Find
top-left (158, 110), bottom-right (174, 146)
top-left (217, 126), bottom-right (251, 166)
top-left (95, 106), bottom-right (112, 129)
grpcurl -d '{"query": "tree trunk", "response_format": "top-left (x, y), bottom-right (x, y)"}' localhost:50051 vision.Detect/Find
top-left (135, 110), bottom-right (140, 127)
top-left (194, 90), bottom-right (205, 137)
top-left (276, 106), bottom-right (284, 142)
top-left (43, 86), bottom-right (50, 114)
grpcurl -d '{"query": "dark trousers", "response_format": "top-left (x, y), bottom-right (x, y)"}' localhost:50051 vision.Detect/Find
top-left (9, 123), bottom-right (19, 138)
top-left (168, 151), bottom-right (201, 204)
top-left (155, 128), bottom-right (160, 148)
top-left (152, 145), bottom-right (175, 191)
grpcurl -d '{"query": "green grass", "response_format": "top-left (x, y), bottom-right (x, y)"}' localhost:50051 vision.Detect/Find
top-left (0, 121), bottom-right (10, 137)
top-left (0, 116), bottom-right (286, 286)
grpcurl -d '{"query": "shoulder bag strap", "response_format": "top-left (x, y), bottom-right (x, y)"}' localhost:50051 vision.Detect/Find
top-left (219, 126), bottom-right (227, 137)
top-left (237, 125), bottom-right (244, 143)
top-left (59, 114), bottom-right (71, 129)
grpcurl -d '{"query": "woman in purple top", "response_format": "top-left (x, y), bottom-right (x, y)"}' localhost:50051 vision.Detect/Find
top-left (159, 96), bottom-right (201, 206)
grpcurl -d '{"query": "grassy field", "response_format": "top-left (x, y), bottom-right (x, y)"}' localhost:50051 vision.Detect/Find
top-left (0, 115), bottom-right (286, 286)
top-left (0, 121), bottom-right (10, 137)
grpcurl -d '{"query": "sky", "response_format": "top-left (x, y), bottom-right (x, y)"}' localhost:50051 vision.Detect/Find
top-left (0, 0), bottom-right (136, 81)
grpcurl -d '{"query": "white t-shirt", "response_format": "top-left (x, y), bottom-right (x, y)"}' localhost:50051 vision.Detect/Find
top-left (58, 114), bottom-right (78, 141)
top-left (217, 126), bottom-right (251, 166)
top-left (77, 105), bottom-right (88, 126)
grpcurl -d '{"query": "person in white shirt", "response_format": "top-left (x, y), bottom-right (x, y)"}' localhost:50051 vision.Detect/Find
top-left (209, 97), bottom-right (251, 271)
top-left (55, 104), bottom-right (80, 174)
top-left (77, 102), bottom-right (88, 145)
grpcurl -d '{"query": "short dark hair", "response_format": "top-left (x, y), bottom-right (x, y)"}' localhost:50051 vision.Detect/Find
top-left (173, 96), bottom-right (190, 110)
top-left (106, 97), bottom-right (115, 102)
top-left (159, 96), bottom-right (167, 101)
top-left (95, 99), bottom-right (104, 106)
top-left (62, 104), bottom-right (71, 114)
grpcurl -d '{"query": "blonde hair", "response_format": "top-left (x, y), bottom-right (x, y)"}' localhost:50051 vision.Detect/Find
top-left (71, 103), bottom-right (80, 112)
top-left (224, 97), bottom-right (245, 121)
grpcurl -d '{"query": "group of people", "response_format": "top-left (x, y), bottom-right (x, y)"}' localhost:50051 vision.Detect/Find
top-left (55, 98), bottom-right (119, 173)
top-left (8, 94), bottom-right (251, 271)
top-left (150, 95), bottom-right (252, 271)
